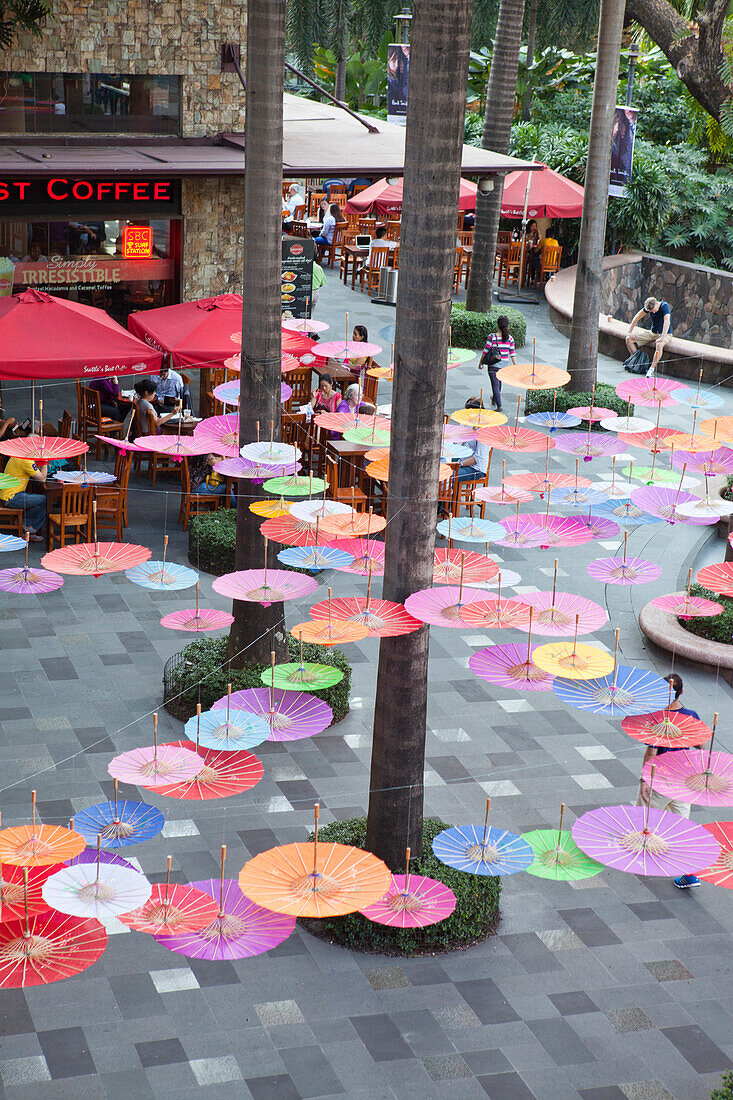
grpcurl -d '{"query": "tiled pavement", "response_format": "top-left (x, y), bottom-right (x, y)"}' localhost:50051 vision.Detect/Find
top-left (2, 278), bottom-right (733, 1099)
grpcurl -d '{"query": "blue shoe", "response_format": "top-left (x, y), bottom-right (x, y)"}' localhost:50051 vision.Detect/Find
top-left (674, 874), bottom-right (701, 888)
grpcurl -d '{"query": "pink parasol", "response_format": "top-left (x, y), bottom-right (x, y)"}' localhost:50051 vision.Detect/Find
top-left (330, 538), bottom-right (385, 576)
top-left (568, 405), bottom-right (617, 422)
top-left (0, 435), bottom-right (88, 462)
top-left (516, 583), bottom-right (607, 639)
top-left (697, 822), bottom-right (733, 888)
top-left (616, 376), bottom-right (686, 407)
top-left (309, 588), bottom-right (421, 638)
top-left (617, 426), bottom-right (679, 454)
top-left (212, 566), bottom-right (318, 607)
top-left (652, 592), bottom-right (723, 619)
top-left (586, 531), bottom-right (662, 586)
top-left (622, 709), bottom-right (713, 750)
top-left (468, 609), bottom-right (555, 691)
top-left (316, 339), bottom-right (383, 360)
top-left (160, 583), bottom-right (234, 632)
top-left (475, 483), bottom-right (534, 505)
top-left (433, 548), bottom-right (499, 585)
top-left (96, 435), bottom-right (143, 455)
top-left (42, 533), bottom-right (151, 578)
top-left (442, 423), bottom-right (477, 445)
top-left (108, 714), bottom-right (205, 788)
top-left (504, 471), bottom-right (588, 495)
top-left (282, 318), bottom-right (330, 333)
top-left (193, 413), bottom-right (241, 457)
top-left (520, 512), bottom-right (596, 548)
top-left (315, 411), bottom-right (391, 433)
top-left (214, 683), bottom-right (333, 742)
top-left (644, 744), bottom-right (733, 807)
top-left (360, 850), bottom-right (456, 929)
top-left (403, 584), bottom-right (489, 628)
top-left (630, 484), bottom-right (713, 526)
top-left (672, 447), bottom-right (733, 478)
top-left (553, 431), bottom-right (626, 461)
top-left (475, 424), bottom-right (550, 453)
top-left (495, 514), bottom-right (546, 549)
top-left (139, 434), bottom-right (211, 461)
top-left (156, 849), bottom-right (295, 960)
top-left (571, 803), bottom-right (721, 875)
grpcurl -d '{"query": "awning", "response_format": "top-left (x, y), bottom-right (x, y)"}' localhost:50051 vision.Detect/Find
top-left (0, 94), bottom-right (535, 181)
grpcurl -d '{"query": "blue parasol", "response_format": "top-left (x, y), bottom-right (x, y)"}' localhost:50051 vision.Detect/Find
top-left (433, 810), bottom-right (534, 877)
top-left (186, 699), bottom-right (270, 752)
top-left (0, 534), bottom-right (26, 552)
top-left (593, 498), bottom-right (664, 527)
top-left (277, 545), bottom-right (354, 573)
top-left (526, 411), bottom-right (581, 431)
top-left (553, 661), bottom-right (670, 718)
top-left (436, 517), bottom-right (505, 543)
top-left (72, 781), bottom-right (165, 848)
top-left (552, 487), bottom-right (609, 509)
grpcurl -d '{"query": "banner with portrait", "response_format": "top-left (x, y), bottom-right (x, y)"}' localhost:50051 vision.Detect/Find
top-left (609, 106), bottom-right (639, 197)
top-left (387, 44), bottom-right (409, 126)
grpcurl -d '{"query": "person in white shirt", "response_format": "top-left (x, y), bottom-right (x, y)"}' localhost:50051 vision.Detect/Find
top-left (285, 185), bottom-right (304, 217)
top-left (152, 365), bottom-right (185, 408)
top-left (455, 399), bottom-right (491, 482)
top-left (314, 203), bottom-right (342, 258)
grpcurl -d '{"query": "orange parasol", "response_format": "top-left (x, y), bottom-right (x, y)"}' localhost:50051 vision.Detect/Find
top-left (290, 608), bottom-right (369, 647)
top-left (260, 515), bottom-right (339, 547)
top-left (318, 510), bottom-right (388, 538)
top-left (238, 804), bottom-right (391, 917)
top-left (700, 415), bottom-right (733, 444)
top-left (497, 362), bottom-right (570, 390)
top-left (365, 457), bottom-right (453, 484)
top-left (0, 792), bottom-right (85, 867)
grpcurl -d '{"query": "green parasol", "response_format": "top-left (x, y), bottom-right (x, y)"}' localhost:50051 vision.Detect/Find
top-left (522, 804), bottom-right (604, 881)
top-left (342, 427), bottom-right (391, 447)
top-left (262, 632), bottom-right (344, 692)
top-left (0, 472), bottom-right (21, 492)
top-left (263, 474), bottom-right (328, 498)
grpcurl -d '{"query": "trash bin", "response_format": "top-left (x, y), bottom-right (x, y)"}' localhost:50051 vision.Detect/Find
top-left (372, 267), bottom-right (398, 306)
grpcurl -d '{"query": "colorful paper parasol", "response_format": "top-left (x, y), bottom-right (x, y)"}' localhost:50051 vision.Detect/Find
top-left (119, 856), bottom-right (219, 934)
top-left (442, 423), bottom-right (477, 445)
top-left (138, 433), bottom-right (213, 462)
top-left (0, 472), bottom-right (22, 494)
top-left (251, 498), bottom-right (295, 521)
top-left (456, 576), bottom-right (532, 628)
top-left (517, 581), bottom-right (607, 639)
top-left (700, 415), bottom-right (733, 443)
top-left (0, 435), bottom-right (87, 462)
top-left (149, 735), bottom-right (263, 800)
top-left (432, 801), bottom-right (534, 876)
top-left (108, 714), bottom-right (206, 787)
top-left (157, 846), bottom-right (296, 959)
top-left (553, 431), bottom-right (626, 461)
top-left (533, 638), bottom-right (615, 679)
top-left (330, 537), bottom-right (385, 577)
top-left (644, 743), bottom-right (733, 807)
top-left (215, 678), bottom-right (334, 741)
top-left (671, 446), bottom-right (733, 478)
top-left (552, 486), bottom-right (609, 508)
top-left (468, 611), bottom-right (555, 691)
top-left (0, 533), bottom-right (25, 552)
top-left (496, 362), bottom-right (571, 390)
top-left (435, 516), bottom-right (505, 544)
top-left (309, 589), bottom-right (421, 638)
top-left (504, 471), bottom-right (588, 495)
top-left (283, 317), bottom-right (330, 333)
top-left (593, 497), bottom-right (663, 527)
top-left (474, 483), bottom-right (534, 505)
top-left (522, 805), bottom-right (603, 881)
top-left (697, 561), bottom-right (733, 596)
top-left (125, 536), bottom-right (198, 591)
top-left (616, 376), bottom-right (686, 407)
top-left (289, 499), bottom-right (353, 523)
top-left (450, 406), bottom-right (507, 429)
top-left (403, 583), bottom-right (489, 628)
top-left (239, 805), bottom-right (391, 917)
top-left (212, 566), bottom-right (318, 606)
top-left (553, 656), bottom-right (670, 717)
top-left (42, 859), bottom-right (151, 920)
top-left (697, 822), bottom-right (733, 887)
top-left (278, 544), bottom-right (355, 572)
top-left (214, 456), bottom-right (297, 480)
top-left (652, 592), bottom-right (723, 618)
top-left (67, 848), bottom-right (136, 872)
top-left (600, 415), bottom-right (654, 434)
top-left (617, 427), bottom-right (679, 454)
top-left (42, 539), bottom-right (151, 578)
top-left (630, 483), bottom-right (713, 525)
top-left (193, 412), bottom-right (241, 456)
top-left (54, 469), bottom-right (116, 486)
top-left (0, 863), bottom-right (62, 922)
top-left (186, 695), bottom-right (270, 753)
top-left (160, 583), bottom-right (235, 632)
top-left (476, 424), bottom-right (550, 453)
top-left (568, 405), bottom-right (617, 423)
top-left (433, 548), bottom-right (499, 586)
top-left (315, 411), bottom-right (391, 433)
top-left (495, 514), bottom-right (546, 549)
top-left (264, 473), bottom-right (329, 497)
top-left (263, 645), bottom-right (344, 692)
top-left (316, 338), bottom-right (383, 360)
top-left (622, 708), bottom-right (712, 749)
top-left (572, 802), bottom-right (720, 875)
top-left (360, 851), bottom-right (456, 929)
top-left (677, 494), bottom-right (733, 520)
top-left (96, 434), bottom-right (143, 455)
top-left (289, 617), bottom-right (370, 647)
top-left (343, 425), bottom-right (391, 446)
top-left (0, 563), bottom-right (64, 595)
top-left (526, 410), bottom-right (581, 430)
top-left (72, 781), bottom-right (165, 848)
top-left (520, 512), bottom-right (597, 548)
top-left (0, 908), bottom-right (107, 988)
top-left (319, 511), bottom-right (388, 538)
top-left (0, 794), bottom-right (85, 867)
top-left (240, 439), bottom-right (300, 466)
top-left (586, 531), bottom-right (662, 587)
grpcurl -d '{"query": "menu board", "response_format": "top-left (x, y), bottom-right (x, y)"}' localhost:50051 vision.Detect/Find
top-left (282, 236), bottom-right (314, 319)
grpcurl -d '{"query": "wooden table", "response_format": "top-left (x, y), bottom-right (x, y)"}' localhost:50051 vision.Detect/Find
top-left (311, 361), bottom-right (357, 388)
top-left (161, 416), bottom-right (202, 436)
top-left (342, 241), bottom-right (398, 289)
top-left (327, 439), bottom-right (376, 498)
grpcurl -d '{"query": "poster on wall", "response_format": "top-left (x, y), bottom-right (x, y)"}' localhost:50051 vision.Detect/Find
top-left (282, 236), bottom-right (314, 319)
top-left (1, 254), bottom-right (174, 295)
top-left (609, 106), bottom-right (639, 197)
top-left (387, 45), bottom-right (409, 126)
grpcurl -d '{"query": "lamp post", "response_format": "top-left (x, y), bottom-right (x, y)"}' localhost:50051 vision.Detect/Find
top-left (394, 7), bottom-right (412, 44)
top-left (626, 42), bottom-right (640, 107)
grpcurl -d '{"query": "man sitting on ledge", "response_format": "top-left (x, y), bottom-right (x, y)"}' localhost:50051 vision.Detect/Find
top-left (625, 295), bottom-right (672, 374)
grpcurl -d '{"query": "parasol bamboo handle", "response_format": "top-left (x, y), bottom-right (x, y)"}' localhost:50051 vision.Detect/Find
top-left (404, 846), bottom-right (411, 894)
top-left (165, 854), bottom-right (172, 904)
top-left (526, 606), bottom-right (533, 658)
top-left (557, 803), bottom-right (565, 848)
top-left (153, 712), bottom-right (158, 757)
top-left (551, 559), bottom-right (558, 604)
top-left (313, 803), bottom-right (320, 879)
top-left (23, 867), bottom-right (30, 937)
top-left (612, 628), bottom-right (620, 689)
top-left (706, 713), bottom-right (719, 770)
top-left (96, 834), bottom-right (102, 883)
top-left (113, 777), bottom-right (118, 820)
top-left (263, 537), bottom-right (268, 585)
top-left (482, 799), bottom-right (491, 847)
top-left (219, 844), bottom-right (226, 916)
top-left (366, 561), bottom-right (373, 607)
top-left (31, 789), bottom-right (36, 834)
top-left (271, 652), bottom-right (276, 692)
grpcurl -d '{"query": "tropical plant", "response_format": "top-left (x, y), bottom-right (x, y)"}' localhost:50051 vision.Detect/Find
top-left (312, 39), bottom-right (387, 109)
top-left (287, 0), bottom-right (400, 83)
top-left (0, 0), bottom-right (50, 47)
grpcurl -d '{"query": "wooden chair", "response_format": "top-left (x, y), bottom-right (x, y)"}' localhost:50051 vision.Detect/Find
top-left (357, 217), bottom-right (377, 234)
top-left (361, 370), bottom-right (378, 408)
top-left (57, 411), bottom-right (77, 438)
top-left (359, 245), bottom-right (390, 295)
top-left (95, 455), bottom-right (131, 540)
top-left (285, 367), bottom-right (312, 406)
top-left (452, 248), bottom-right (464, 294)
top-left (501, 241), bottom-right (523, 288)
top-left (0, 505), bottom-right (24, 535)
top-left (292, 203), bottom-right (306, 221)
top-left (458, 230), bottom-right (473, 248)
top-left (455, 465), bottom-right (490, 517)
top-left (81, 387), bottom-right (125, 458)
top-left (385, 220), bottom-right (401, 241)
top-left (309, 192), bottom-right (326, 216)
top-left (438, 464), bottom-right (460, 519)
top-left (47, 484), bottom-right (91, 551)
top-left (178, 457), bottom-right (221, 531)
top-left (328, 188), bottom-right (348, 207)
top-left (290, 221), bottom-right (310, 238)
top-left (352, 184), bottom-right (370, 196)
top-left (457, 211), bottom-right (465, 231)
top-left (497, 230), bottom-right (512, 244)
top-left (326, 456), bottom-right (367, 512)
top-left (281, 412), bottom-right (306, 449)
top-left (391, 245), bottom-right (400, 269)
top-left (346, 209), bottom-right (360, 227)
top-left (321, 222), bottom-right (348, 268)
top-left (539, 243), bottom-right (562, 283)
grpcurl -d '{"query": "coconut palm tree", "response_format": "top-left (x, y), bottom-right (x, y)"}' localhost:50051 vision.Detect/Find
top-left (226, 0), bottom-right (288, 667)
top-left (365, 0), bottom-right (473, 868)
top-left (565, 0), bottom-right (625, 391)
top-left (464, 0), bottom-right (526, 312)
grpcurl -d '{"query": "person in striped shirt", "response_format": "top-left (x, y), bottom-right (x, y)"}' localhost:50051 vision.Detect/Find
top-left (480, 315), bottom-right (516, 412)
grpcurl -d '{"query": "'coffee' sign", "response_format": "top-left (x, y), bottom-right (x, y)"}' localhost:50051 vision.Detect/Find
top-left (0, 178), bottom-right (180, 212)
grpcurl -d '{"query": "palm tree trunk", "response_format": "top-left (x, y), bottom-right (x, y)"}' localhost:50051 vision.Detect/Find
top-left (521, 0), bottom-right (538, 120)
top-left (227, 0), bottom-right (288, 667)
top-left (335, 18), bottom-right (348, 101)
top-left (365, 0), bottom-right (472, 868)
top-left (565, 0), bottom-right (625, 392)
top-left (464, 0), bottom-right (526, 313)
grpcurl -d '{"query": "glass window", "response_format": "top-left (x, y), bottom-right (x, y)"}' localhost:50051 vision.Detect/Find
top-left (0, 217), bottom-right (181, 324)
top-left (0, 73), bottom-right (181, 135)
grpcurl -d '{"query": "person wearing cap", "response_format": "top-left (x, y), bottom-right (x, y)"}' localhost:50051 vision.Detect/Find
top-left (625, 296), bottom-right (672, 374)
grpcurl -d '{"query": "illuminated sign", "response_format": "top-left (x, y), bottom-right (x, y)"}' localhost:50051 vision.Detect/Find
top-left (121, 225), bottom-right (154, 259)
top-left (0, 178), bottom-right (180, 212)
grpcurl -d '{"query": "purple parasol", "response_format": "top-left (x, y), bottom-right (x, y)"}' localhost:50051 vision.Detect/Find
top-left (213, 456), bottom-right (300, 480)
top-left (495, 515), bottom-right (546, 549)
top-left (571, 804), bottom-right (721, 876)
top-left (587, 531), bottom-right (662, 586)
top-left (553, 431), bottom-right (626, 461)
top-left (156, 876), bottom-right (295, 960)
top-left (0, 565), bottom-right (64, 595)
top-left (469, 641), bottom-right (554, 691)
top-left (213, 685), bottom-right (332, 741)
top-left (629, 485), bottom-right (714, 526)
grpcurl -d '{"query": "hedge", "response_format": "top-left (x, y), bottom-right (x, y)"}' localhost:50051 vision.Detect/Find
top-left (188, 510), bottom-right (310, 577)
top-left (712, 1072), bottom-right (733, 1100)
top-left (678, 582), bottom-right (733, 645)
top-left (299, 816), bottom-right (502, 955)
top-left (524, 382), bottom-right (634, 424)
top-left (450, 303), bottom-right (526, 351)
top-left (164, 634), bottom-right (351, 723)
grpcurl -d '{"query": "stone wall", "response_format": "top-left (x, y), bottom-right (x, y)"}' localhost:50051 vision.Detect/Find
top-left (182, 176), bottom-right (244, 299)
top-left (601, 252), bottom-right (733, 344)
top-left (4, 0), bottom-right (246, 137)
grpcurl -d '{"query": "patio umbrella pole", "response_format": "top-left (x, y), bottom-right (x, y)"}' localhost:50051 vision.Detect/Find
top-left (497, 156), bottom-right (539, 304)
top-left (31, 382), bottom-right (35, 434)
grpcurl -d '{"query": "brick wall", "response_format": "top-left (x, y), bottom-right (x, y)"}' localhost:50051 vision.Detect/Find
top-left (181, 176), bottom-right (243, 299)
top-left (4, 0), bottom-right (246, 137)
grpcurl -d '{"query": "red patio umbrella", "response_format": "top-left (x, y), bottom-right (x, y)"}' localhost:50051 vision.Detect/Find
top-left (0, 290), bottom-right (162, 381)
top-left (346, 177), bottom-right (478, 215)
top-left (499, 163), bottom-right (584, 219)
top-left (128, 293), bottom-right (315, 370)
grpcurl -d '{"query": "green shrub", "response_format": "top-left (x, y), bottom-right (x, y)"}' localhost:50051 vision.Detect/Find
top-left (722, 475), bottom-right (733, 502)
top-left (712, 1071), bottom-right (733, 1100)
top-left (299, 816), bottom-right (501, 955)
top-left (164, 634), bottom-right (351, 723)
top-left (678, 583), bottom-right (733, 645)
top-left (524, 382), bottom-right (634, 426)
top-left (188, 510), bottom-right (236, 576)
top-left (450, 304), bottom-right (526, 351)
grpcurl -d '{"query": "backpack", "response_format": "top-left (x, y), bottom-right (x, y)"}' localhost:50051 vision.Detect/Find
top-left (624, 348), bottom-right (650, 375)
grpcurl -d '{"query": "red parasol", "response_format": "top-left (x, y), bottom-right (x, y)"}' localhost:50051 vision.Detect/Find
top-left (119, 857), bottom-right (219, 935)
top-left (698, 822), bottom-right (733, 888)
top-left (433, 548), bottom-right (499, 585)
top-left (330, 538), bottom-right (385, 576)
top-left (622, 709), bottom-right (712, 750)
top-left (148, 735), bottom-right (263, 800)
top-left (260, 515), bottom-right (339, 547)
top-left (309, 574), bottom-right (421, 638)
top-left (697, 562), bottom-right (733, 596)
top-left (42, 540), bottom-right (151, 578)
top-left (0, 907), bottom-right (107, 987)
top-left (0, 863), bottom-right (62, 922)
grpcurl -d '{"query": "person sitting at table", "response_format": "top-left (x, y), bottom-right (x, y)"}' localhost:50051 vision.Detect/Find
top-left (190, 453), bottom-right (231, 500)
top-left (131, 379), bottom-right (177, 435)
top-left (89, 376), bottom-right (124, 420)
top-left (525, 218), bottom-right (542, 283)
top-left (455, 399), bottom-right (491, 483)
top-left (0, 454), bottom-right (47, 540)
top-left (314, 203), bottom-right (343, 259)
top-left (310, 374), bottom-right (342, 415)
top-left (151, 364), bottom-right (187, 409)
top-left (343, 383), bottom-right (376, 417)
top-left (284, 183), bottom-right (304, 218)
